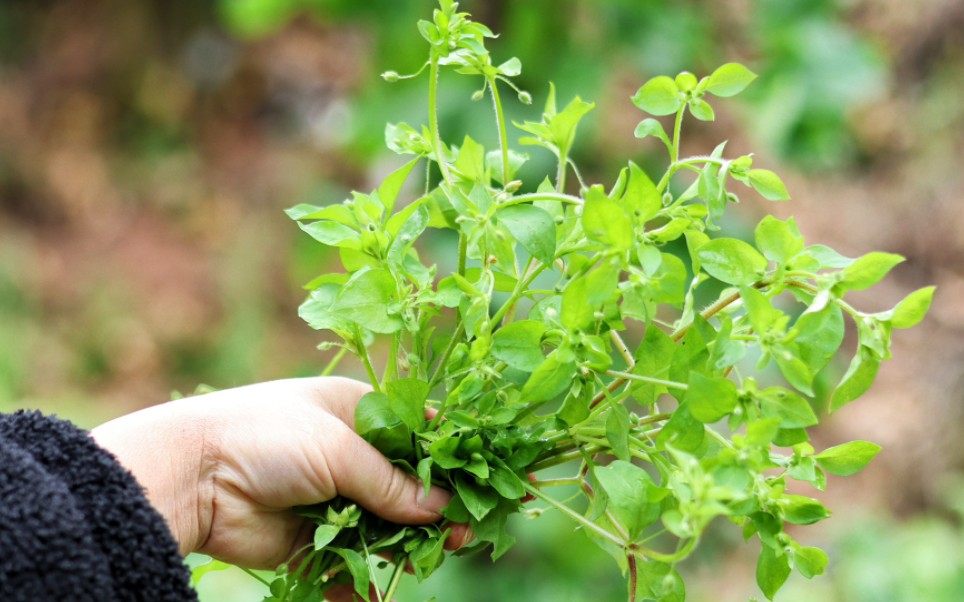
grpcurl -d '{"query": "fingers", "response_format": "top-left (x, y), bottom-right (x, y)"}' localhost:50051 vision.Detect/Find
top-left (324, 428), bottom-right (451, 524)
top-left (302, 376), bottom-right (373, 430)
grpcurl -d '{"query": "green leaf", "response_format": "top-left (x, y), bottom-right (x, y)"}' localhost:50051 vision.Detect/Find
top-left (636, 561), bottom-right (685, 602)
top-left (839, 252), bottom-right (904, 292)
top-left (331, 548), bottom-right (371, 602)
top-left (794, 305), bottom-right (845, 377)
top-left (631, 75), bottom-right (682, 116)
top-left (582, 185), bottom-right (633, 250)
top-left (605, 404), bottom-right (631, 462)
top-left (488, 461), bottom-right (526, 499)
top-left (491, 320), bottom-right (547, 371)
top-left (594, 460), bottom-right (662, 539)
top-left (456, 474), bottom-right (499, 521)
top-left (706, 63), bottom-right (757, 97)
top-left (549, 95), bottom-right (596, 158)
top-left (792, 545), bottom-right (828, 579)
top-left (687, 372), bottom-right (739, 423)
top-left (780, 494), bottom-right (830, 525)
top-left (298, 284), bottom-right (348, 332)
top-left (298, 221), bottom-right (361, 248)
top-left (657, 403), bottom-right (705, 452)
top-left (622, 162), bottom-right (662, 224)
top-left (756, 544), bottom-right (790, 601)
top-left (747, 169), bottom-right (790, 201)
top-left (331, 268), bottom-right (403, 334)
top-left (377, 157), bottom-right (421, 216)
top-left (561, 278), bottom-right (594, 331)
top-left (497, 204), bottom-right (556, 265)
top-left (497, 57), bottom-right (522, 77)
top-left (696, 238), bottom-right (769, 285)
top-left (385, 378), bottom-right (429, 432)
top-left (688, 97), bottom-right (715, 121)
top-left (758, 387), bottom-right (818, 428)
top-left (313, 524), bottom-right (340, 550)
top-left (634, 118), bottom-right (672, 150)
top-left (520, 353), bottom-right (576, 403)
top-left (191, 557), bottom-right (231, 587)
top-left (755, 216), bottom-right (804, 264)
top-left (830, 351), bottom-right (881, 412)
top-left (890, 286), bottom-right (935, 329)
top-left (410, 530), bottom-right (450, 582)
top-left (814, 440), bottom-right (882, 476)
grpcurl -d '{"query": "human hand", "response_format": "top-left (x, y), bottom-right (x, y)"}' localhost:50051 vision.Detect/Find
top-left (91, 377), bottom-right (469, 571)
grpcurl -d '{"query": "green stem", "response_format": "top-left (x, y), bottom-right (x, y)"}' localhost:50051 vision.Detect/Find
top-left (489, 75), bottom-right (510, 186)
top-left (556, 149), bottom-right (568, 193)
top-left (604, 369), bottom-right (689, 391)
top-left (656, 104), bottom-right (688, 194)
top-left (490, 262), bottom-right (547, 325)
top-left (383, 558), bottom-right (407, 601)
top-left (428, 58), bottom-right (453, 187)
top-left (321, 346), bottom-right (348, 377)
top-left (239, 567), bottom-right (271, 588)
top-left (523, 482), bottom-right (625, 548)
top-left (355, 327), bottom-right (382, 392)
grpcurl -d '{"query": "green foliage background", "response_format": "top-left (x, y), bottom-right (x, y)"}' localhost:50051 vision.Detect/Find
top-left (1, 0), bottom-right (962, 600)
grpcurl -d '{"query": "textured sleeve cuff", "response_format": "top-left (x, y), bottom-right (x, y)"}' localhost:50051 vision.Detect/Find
top-left (0, 410), bottom-right (197, 602)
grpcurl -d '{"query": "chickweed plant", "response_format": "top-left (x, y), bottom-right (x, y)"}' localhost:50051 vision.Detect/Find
top-left (262, 2), bottom-right (933, 600)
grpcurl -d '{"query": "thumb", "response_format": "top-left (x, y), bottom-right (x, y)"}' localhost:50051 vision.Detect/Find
top-left (326, 428), bottom-right (451, 524)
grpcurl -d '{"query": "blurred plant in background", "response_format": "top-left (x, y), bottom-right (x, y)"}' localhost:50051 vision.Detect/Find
top-left (1, 0), bottom-right (962, 600)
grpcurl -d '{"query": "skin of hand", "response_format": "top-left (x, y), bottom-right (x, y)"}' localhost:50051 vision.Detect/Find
top-left (90, 377), bottom-right (469, 573)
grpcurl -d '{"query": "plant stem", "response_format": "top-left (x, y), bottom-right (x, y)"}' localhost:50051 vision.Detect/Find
top-left (604, 369), bottom-right (689, 391)
top-left (610, 330), bottom-right (635, 368)
top-left (488, 75), bottom-right (510, 186)
top-left (628, 554), bottom-right (638, 602)
top-left (428, 58), bottom-right (454, 187)
top-left (321, 346), bottom-right (348, 377)
top-left (355, 327), bottom-right (382, 392)
top-left (383, 558), bottom-right (407, 601)
top-left (239, 567), bottom-right (271, 588)
top-left (523, 482), bottom-right (625, 548)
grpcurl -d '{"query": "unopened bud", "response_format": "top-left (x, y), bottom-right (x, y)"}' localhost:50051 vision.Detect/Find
top-left (471, 89), bottom-right (485, 101)
top-left (517, 91), bottom-right (532, 105)
top-left (381, 70), bottom-right (400, 82)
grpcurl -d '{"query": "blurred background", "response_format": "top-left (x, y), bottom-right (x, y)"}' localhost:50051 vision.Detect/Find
top-left (1, 0), bottom-right (962, 600)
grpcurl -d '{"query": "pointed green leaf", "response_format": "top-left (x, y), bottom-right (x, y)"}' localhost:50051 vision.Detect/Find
top-left (697, 238), bottom-right (769, 285)
top-left (687, 372), bottom-right (739, 423)
top-left (814, 440), bottom-right (881, 476)
top-left (313, 524), bottom-right (341, 550)
top-left (631, 75), bottom-right (682, 116)
top-left (755, 216), bottom-right (804, 264)
top-left (622, 162), bottom-right (662, 223)
top-left (891, 286), bottom-right (935, 329)
top-left (299, 221), bottom-right (361, 248)
top-left (497, 204), bottom-right (557, 265)
top-left (839, 252), bottom-right (904, 292)
top-left (491, 320), bottom-right (547, 371)
top-left (793, 545), bottom-right (828, 579)
top-left (707, 63), bottom-right (757, 97)
top-left (830, 351), bottom-right (881, 411)
top-left (520, 353), bottom-right (576, 403)
top-left (377, 157), bottom-right (421, 215)
top-left (747, 169), bottom-right (790, 201)
top-left (756, 544), bottom-right (790, 600)
top-left (582, 185), bottom-right (633, 249)
top-left (688, 97), bottom-right (715, 121)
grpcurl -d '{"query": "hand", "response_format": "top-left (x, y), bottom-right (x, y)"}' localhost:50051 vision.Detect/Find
top-left (91, 377), bottom-right (467, 570)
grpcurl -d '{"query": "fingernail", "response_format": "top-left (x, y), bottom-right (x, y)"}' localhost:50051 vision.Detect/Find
top-left (417, 485), bottom-right (452, 516)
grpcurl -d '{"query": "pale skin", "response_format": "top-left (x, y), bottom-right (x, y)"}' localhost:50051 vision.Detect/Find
top-left (91, 376), bottom-right (469, 601)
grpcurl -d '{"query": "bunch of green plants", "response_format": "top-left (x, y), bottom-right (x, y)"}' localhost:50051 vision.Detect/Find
top-left (266, 2), bottom-right (933, 600)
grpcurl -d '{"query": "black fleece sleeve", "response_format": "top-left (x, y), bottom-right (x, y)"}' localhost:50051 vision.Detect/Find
top-left (0, 410), bottom-right (198, 601)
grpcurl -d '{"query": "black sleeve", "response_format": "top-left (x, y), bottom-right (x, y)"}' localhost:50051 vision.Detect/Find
top-left (0, 410), bottom-right (198, 602)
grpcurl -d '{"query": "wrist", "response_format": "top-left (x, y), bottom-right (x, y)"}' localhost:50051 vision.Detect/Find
top-left (91, 399), bottom-right (215, 555)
